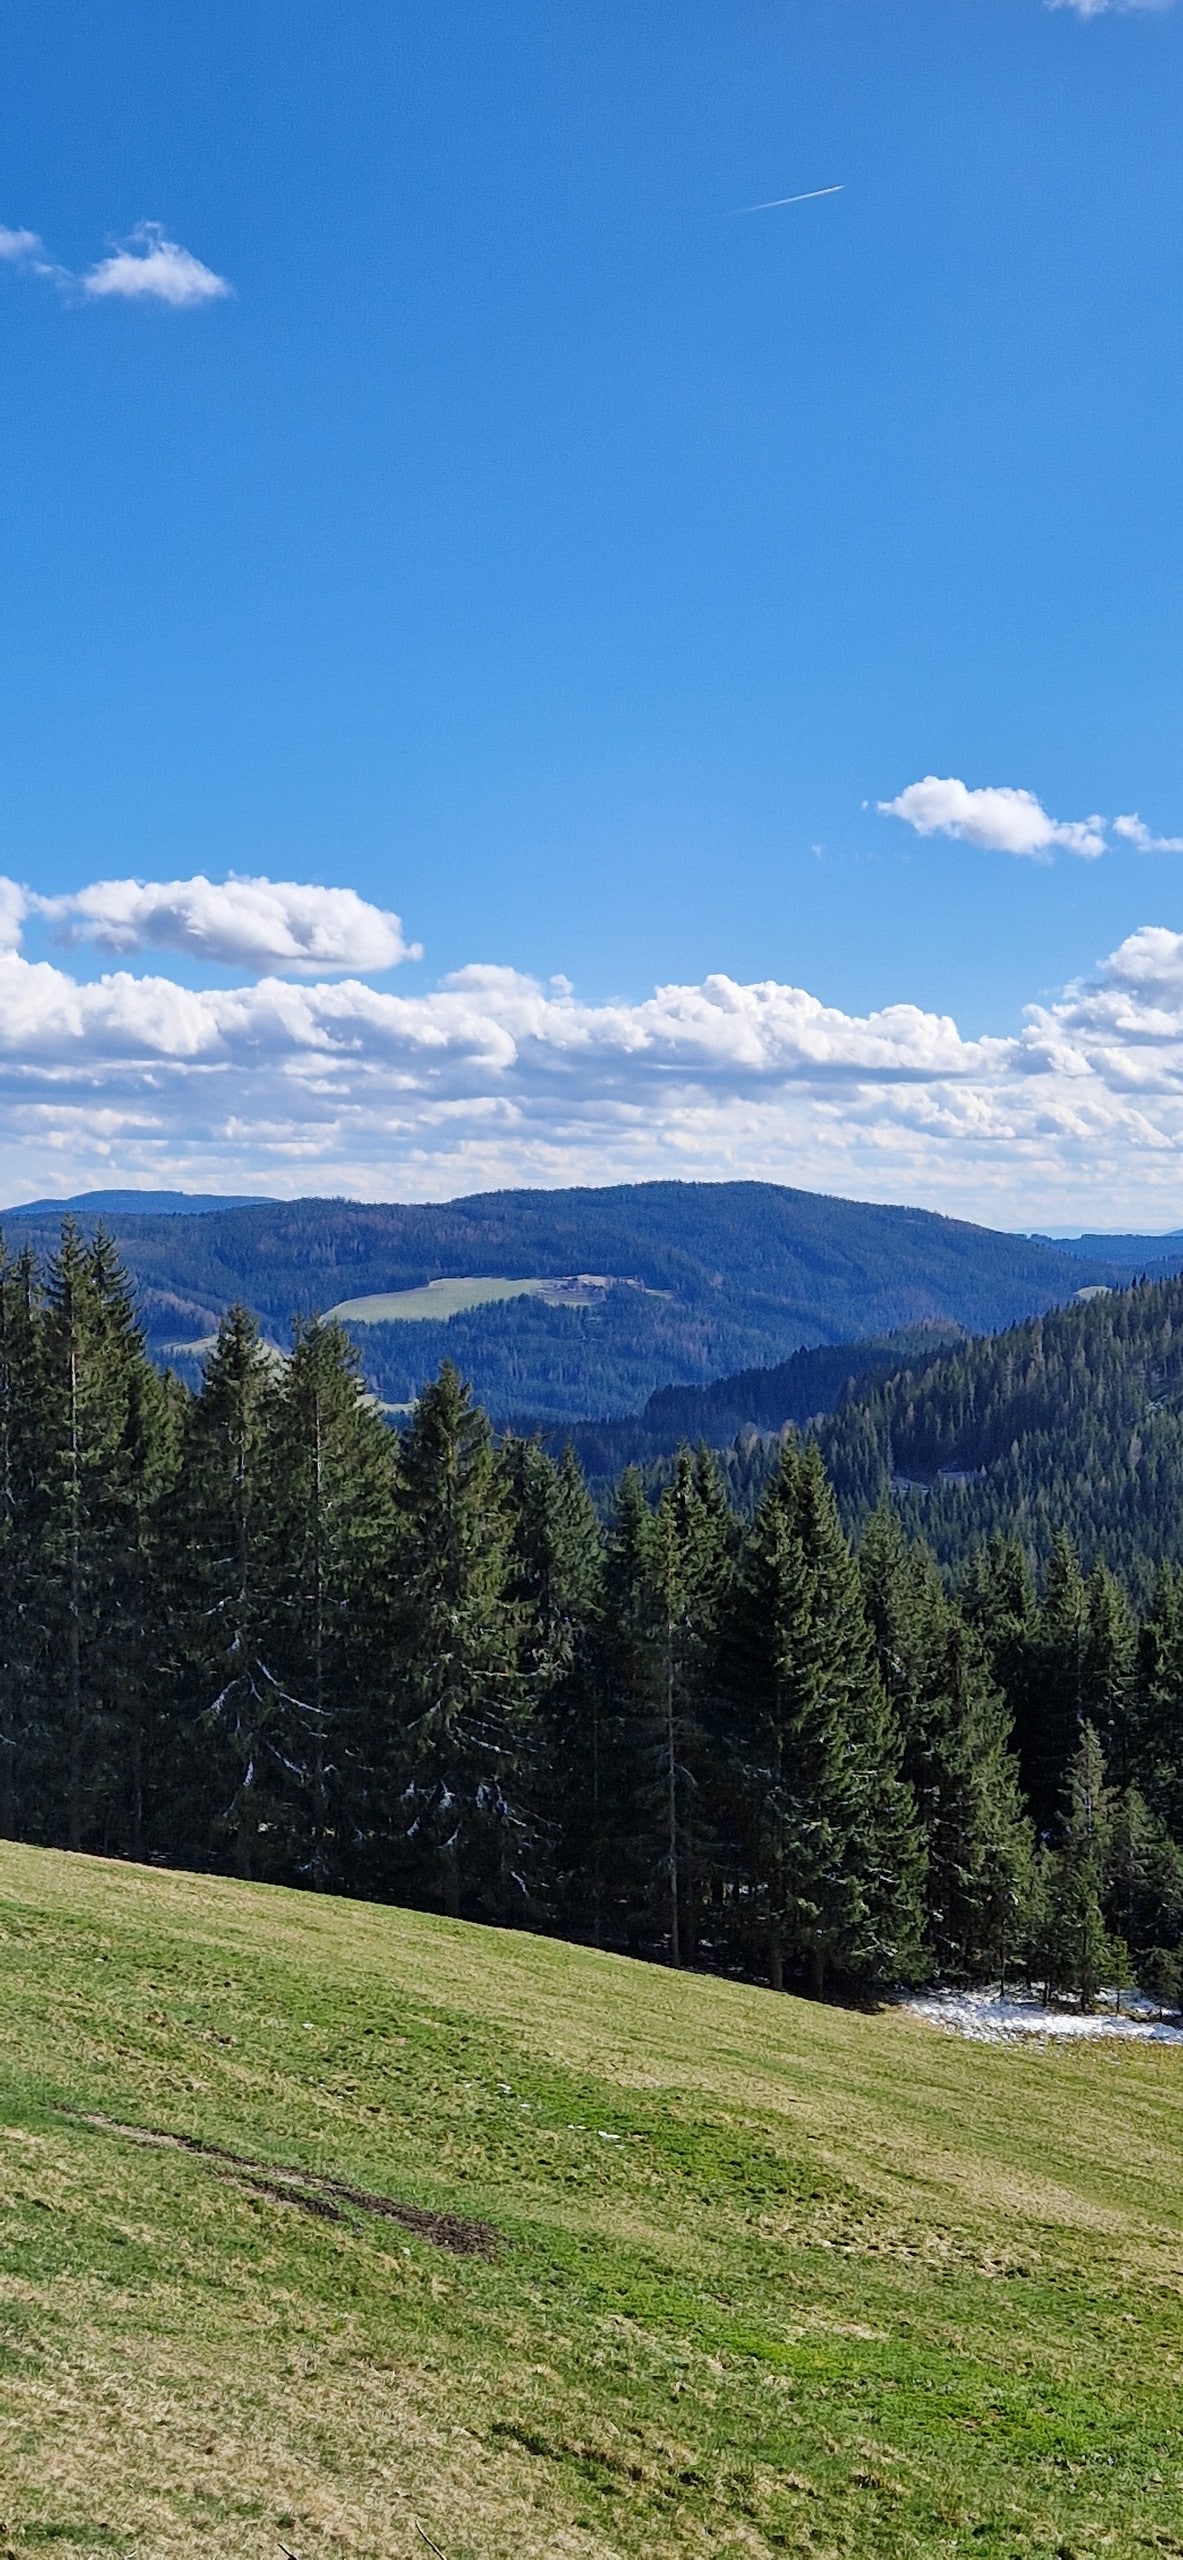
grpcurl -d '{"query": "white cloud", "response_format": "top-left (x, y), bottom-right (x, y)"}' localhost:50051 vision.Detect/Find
top-left (0, 227), bottom-right (69, 287)
top-left (4, 891), bottom-right (1183, 1222)
top-left (0, 228), bottom-right (44, 264)
top-left (0, 218), bottom-right (230, 307)
top-left (31, 873), bottom-right (417, 975)
top-left (1048, 1), bottom-right (1178, 17)
top-left (879, 775), bottom-right (1107, 861)
top-left (0, 879), bottom-right (28, 953)
top-left (81, 224), bottom-right (231, 309)
top-left (1112, 813), bottom-right (1183, 853)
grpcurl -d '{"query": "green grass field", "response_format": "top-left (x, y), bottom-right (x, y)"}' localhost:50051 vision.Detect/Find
top-left (1, 1847), bottom-right (1182, 2560)
top-left (326, 1277), bottom-right (553, 1323)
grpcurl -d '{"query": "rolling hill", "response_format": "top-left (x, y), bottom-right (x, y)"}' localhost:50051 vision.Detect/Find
top-left (2, 1841), bottom-right (1182, 2557)
top-left (559, 1269), bottom-right (1183, 1591)
top-left (803, 1270), bottom-right (1183, 1594)
top-left (0, 1181), bottom-right (1127, 1421)
top-left (523, 1321), bottom-right (970, 1475)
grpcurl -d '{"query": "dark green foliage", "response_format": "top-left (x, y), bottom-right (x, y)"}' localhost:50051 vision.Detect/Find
top-left (1034, 1724), bottom-right (1120, 2011)
top-left (5, 1220), bottom-right (1183, 2004)
top-left (504, 1435), bottom-right (607, 1936)
top-left (644, 1448), bottom-right (734, 1966)
top-left (593, 1449), bottom-right (735, 1964)
top-left (262, 1319), bottom-right (400, 1891)
top-left (811, 1273), bottom-right (1183, 1601)
top-left (1133, 1563), bottom-right (1183, 1839)
top-left (393, 1364), bottom-right (528, 1919)
top-left (164, 1304), bottom-right (284, 1877)
top-left (29, 1225), bottom-right (174, 1854)
top-left (860, 1509), bottom-right (1032, 1982)
top-left (0, 1243), bottom-right (45, 1842)
top-left (718, 1448), bottom-right (925, 1996)
top-left (524, 1325), bottom-right (969, 1473)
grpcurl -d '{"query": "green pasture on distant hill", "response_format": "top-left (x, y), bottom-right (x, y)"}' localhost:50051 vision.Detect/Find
top-left (326, 1274), bottom-right (623, 1324)
top-left (1, 1849), bottom-right (1182, 2556)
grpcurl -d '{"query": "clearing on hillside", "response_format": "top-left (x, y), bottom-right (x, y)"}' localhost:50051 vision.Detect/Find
top-left (326, 1274), bottom-right (637, 1323)
top-left (0, 1844), bottom-right (1181, 2558)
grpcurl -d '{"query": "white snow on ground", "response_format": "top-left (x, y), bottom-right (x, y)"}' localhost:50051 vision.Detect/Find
top-left (899, 1986), bottom-right (1183, 2046)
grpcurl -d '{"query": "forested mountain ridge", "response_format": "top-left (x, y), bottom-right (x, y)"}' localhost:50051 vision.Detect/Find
top-left (1038, 1228), bottom-right (1183, 1278)
top-left (807, 1273), bottom-right (1183, 1594)
top-left (4, 1190), bottom-right (265, 1218)
top-left (521, 1321), bottom-right (969, 1474)
top-left (0, 1180), bottom-right (1124, 1421)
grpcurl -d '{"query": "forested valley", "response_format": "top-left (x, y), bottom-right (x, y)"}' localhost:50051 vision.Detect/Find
top-left (4, 1223), bottom-right (1183, 2014)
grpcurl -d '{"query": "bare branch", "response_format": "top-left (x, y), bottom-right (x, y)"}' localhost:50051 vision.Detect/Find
top-left (414, 2523), bottom-right (450, 2560)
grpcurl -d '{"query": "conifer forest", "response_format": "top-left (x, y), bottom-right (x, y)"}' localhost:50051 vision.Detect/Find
top-left (5, 1222), bottom-right (1183, 2014)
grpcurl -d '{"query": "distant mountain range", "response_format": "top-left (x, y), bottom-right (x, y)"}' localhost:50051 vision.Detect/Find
top-left (0, 1179), bottom-right (1165, 1422)
top-left (1034, 1229), bottom-right (1183, 1273)
top-left (4, 1190), bottom-right (266, 1218)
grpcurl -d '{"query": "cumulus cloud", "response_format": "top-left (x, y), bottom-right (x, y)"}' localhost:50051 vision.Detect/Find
top-left (879, 775), bottom-right (1107, 861)
top-left (31, 873), bottom-right (418, 975)
top-left (3, 897), bottom-right (1183, 1223)
top-left (0, 218), bottom-right (230, 307)
top-left (81, 224), bottom-right (231, 308)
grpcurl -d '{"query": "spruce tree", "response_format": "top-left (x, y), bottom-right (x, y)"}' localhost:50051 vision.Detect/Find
top-left (962, 1532), bottom-right (1038, 1790)
top-left (1134, 1564), bottom-right (1183, 1843)
top-left (0, 1241), bottom-right (44, 1841)
top-left (504, 1435), bottom-right (605, 1936)
top-left (1081, 1562), bottom-right (1137, 1789)
top-left (721, 1445), bottom-right (923, 1996)
top-left (861, 1508), bottom-right (1031, 1983)
top-left (1037, 1722), bottom-right (1118, 2010)
top-left (33, 1223), bottom-right (170, 1853)
top-left (394, 1364), bottom-right (527, 1919)
top-left (1028, 1533), bottom-right (1090, 1832)
top-left (591, 1452), bottom-right (733, 1962)
top-left (597, 1466), bottom-right (664, 1950)
top-left (264, 1319), bottom-right (400, 1889)
top-left (164, 1304), bottom-right (283, 1876)
top-left (1106, 1786), bottom-right (1183, 1984)
top-left (649, 1447), bottom-right (732, 1965)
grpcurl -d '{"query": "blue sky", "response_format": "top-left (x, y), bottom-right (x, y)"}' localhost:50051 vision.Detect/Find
top-left (1, 0), bottom-right (1183, 1221)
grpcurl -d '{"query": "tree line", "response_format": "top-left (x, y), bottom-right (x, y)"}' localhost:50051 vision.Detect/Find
top-left (1, 1226), bottom-right (1182, 2009)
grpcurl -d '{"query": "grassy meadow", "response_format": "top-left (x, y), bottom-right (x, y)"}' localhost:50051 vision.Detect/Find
top-left (0, 1846), bottom-right (1182, 2558)
top-left (325, 1278), bottom-right (552, 1324)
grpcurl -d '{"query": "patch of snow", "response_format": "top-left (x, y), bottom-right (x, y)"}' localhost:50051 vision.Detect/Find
top-left (898, 1985), bottom-right (1183, 2046)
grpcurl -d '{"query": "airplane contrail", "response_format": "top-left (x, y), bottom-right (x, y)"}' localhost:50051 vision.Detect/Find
top-left (730, 185), bottom-right (844, 215)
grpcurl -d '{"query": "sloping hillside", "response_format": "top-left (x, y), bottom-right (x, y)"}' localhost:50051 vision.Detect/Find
top-left (533, 1322), bottom-right (968, 1473)
top-left (0, 1181), bottom-right (1119, 1420)
top-left (809, 1272), bottom-right (1183, 1590)
top-left (2, 1844), bottom-right (1183, 2557)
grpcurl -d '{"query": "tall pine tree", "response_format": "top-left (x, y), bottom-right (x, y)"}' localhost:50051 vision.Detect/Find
top-left (264, 1319), bottom-right (400, 1889)
top-left (394, 1365), bottom-right (527, 1919)
top-left (721, 1446), bottom-right (923, 1995)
